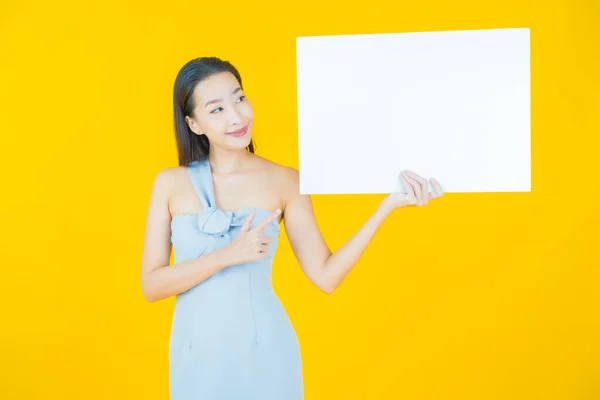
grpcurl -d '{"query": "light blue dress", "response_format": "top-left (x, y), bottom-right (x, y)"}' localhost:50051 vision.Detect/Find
top-left (168, 158), bottom-right (303, 399)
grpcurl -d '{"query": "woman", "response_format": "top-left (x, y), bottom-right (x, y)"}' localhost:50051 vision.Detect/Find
top-left (141, 57), bottom-right (444, 399)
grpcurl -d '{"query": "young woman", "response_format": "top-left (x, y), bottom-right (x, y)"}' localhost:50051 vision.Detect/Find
top-left (141, 57), bottom-right (444, 400)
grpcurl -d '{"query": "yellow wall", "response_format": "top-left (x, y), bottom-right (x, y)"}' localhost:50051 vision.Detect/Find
top-left (1, 0), bottom-right (599, 398)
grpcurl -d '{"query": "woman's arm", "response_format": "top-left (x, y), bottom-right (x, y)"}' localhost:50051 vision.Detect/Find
top-left (140, 168), bottom-right (232, 302)
top-left (142, 250), bottom-right (231, 303)
top-left (281, 167), bottom-right (443, 294)
top-left (281, 167), bottom-right (392, 293)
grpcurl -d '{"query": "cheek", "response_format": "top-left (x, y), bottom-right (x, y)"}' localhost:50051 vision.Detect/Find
top-left (242, 102), bottom-right (254, 119)
top-left (202, 119), bottom-right (225, 138)
top-left (206, 117), bottom-right (225, 130)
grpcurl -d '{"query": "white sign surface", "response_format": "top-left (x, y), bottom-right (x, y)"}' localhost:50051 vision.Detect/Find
top-left (296, 28), bottom-right (530, 194)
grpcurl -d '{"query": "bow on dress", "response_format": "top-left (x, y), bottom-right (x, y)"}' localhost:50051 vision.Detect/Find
top-left (195, 206), bottom-right (252, 251)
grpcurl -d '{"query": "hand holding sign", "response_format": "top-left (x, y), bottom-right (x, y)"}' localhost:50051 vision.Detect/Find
top-left (383, 170), bottom-right (444, 210)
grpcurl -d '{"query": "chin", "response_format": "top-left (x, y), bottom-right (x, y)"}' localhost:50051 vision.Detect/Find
top-left (224, 134), bottom-right (252, 150)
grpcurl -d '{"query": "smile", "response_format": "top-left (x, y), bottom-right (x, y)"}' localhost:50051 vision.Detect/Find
top-left (227, 125), bottom-right (248, 137)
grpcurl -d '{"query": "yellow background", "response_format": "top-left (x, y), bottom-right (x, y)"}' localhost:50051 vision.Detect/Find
top-left (1, 0), bottom-right (599, 398)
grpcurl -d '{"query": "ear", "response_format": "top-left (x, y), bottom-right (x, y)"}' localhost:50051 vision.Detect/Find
top-left (185, 116), bottom-right (203, 135)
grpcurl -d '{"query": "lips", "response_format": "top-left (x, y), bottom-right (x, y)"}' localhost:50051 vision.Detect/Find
top-left (227, 125), bottom-right (248, 137)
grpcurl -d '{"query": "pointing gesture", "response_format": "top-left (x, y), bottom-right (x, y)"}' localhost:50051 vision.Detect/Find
top-left (225, 208), bottom-right (282, 265)
top-left (243, 208), bottom-right (281, 235)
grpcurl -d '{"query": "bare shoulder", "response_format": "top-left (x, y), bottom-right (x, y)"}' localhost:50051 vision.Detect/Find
top-left (250, 155), bottom-right (299, 189)
top-left (277, 163), bottom-right (299, 190)
top-left (149, 165), bottom-right (191, 213)
top-left (151, 165), bottom-right (184, 192)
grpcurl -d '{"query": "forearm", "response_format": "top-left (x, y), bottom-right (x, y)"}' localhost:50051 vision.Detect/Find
top-left (142, 248), bottom-right (233, 302)
top-left (319, 202), bottom-right (393, 293)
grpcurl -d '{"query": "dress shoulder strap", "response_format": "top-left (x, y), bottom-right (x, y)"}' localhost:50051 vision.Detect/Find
top-left (186, 159), bottom-right (214, 209)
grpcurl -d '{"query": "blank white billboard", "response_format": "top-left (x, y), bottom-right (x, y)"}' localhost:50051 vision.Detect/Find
top-left (296, 28), bottom-right (531, 194)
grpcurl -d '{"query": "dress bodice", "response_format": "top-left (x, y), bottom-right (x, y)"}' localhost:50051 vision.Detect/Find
top-left (169, 158), bottom-right (281, 287)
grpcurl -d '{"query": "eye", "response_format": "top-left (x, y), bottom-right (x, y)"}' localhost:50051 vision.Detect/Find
top-left (210, 96), bottom-right (245, 114)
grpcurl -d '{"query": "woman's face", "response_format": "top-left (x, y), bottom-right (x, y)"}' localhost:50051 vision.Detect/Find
top-left (186, 71), bottom-right (254, 150)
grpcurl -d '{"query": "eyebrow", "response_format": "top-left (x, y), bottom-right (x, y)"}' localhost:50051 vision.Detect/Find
top-left (204, 87), bottom-right (242, 108)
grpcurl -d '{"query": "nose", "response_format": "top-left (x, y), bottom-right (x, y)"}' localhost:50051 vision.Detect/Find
top-left (227, 108), bottom-right (242, 125)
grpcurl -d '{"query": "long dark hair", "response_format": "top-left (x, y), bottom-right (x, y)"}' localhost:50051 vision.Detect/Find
top-left (173, 57), bottom-right (255, 166)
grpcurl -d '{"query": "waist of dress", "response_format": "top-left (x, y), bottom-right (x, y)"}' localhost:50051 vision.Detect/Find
top-left (170, 267), bottom-right (289, 339)
top-left (177, 264), bottom-right (275, 300)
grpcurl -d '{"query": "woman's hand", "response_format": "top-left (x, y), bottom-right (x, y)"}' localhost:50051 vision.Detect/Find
top-left (382, 170), bottom-right (444, 210)
top-left (222, 209), bottom-right (281, 265)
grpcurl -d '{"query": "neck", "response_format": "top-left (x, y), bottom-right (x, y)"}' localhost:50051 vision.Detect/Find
top-left (207, 146), bottom-right (251, 174)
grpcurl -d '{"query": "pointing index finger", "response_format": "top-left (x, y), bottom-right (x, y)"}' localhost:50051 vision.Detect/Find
top-left (252, 208), bottom-right (281, 233)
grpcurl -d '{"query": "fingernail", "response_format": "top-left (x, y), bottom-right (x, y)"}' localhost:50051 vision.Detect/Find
top-left (275, 208), bottom-right (281, 214)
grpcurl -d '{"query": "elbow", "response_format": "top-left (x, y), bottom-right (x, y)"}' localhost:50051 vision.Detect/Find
top-left (142, 287), bottom-right (156, 303)
top-left (141, 277), bottom-right (158, 303)
top-left (143, 291), bottom-right (157, 303)
top-left (319, 281), bottom-right (337, 294)
top-left (316, 270), bottom-right (338, 294)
